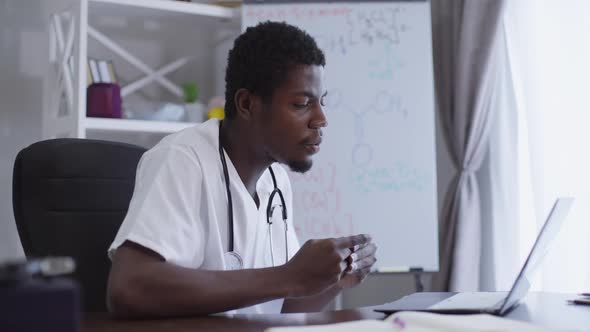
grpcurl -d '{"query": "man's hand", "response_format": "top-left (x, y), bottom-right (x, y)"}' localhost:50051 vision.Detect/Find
top-left (283, 234), bottom-right (371, 297)
top-left (338, 241), bottom-right (377, 289)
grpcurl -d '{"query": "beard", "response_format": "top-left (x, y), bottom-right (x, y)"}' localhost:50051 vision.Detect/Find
top-left (286, 158), bottom-right (313, 173)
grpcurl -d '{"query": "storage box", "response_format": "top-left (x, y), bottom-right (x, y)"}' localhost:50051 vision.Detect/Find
top-left (87, 83), bottom-right (122, 118)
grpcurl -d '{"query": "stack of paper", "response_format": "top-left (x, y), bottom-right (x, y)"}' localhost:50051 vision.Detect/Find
top-left (265, 311), bottom-right (563, 332)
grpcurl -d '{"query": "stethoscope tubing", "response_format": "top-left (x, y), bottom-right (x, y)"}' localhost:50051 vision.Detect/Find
top-left (218, 121), bottom-right (289, 266)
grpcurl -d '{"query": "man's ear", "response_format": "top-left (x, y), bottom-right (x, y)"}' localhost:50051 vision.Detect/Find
top-left (234, 88), bottom-right (261, 120)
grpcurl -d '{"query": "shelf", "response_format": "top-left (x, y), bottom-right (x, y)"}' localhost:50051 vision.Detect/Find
top-left (90, 0), bottom-right (237, 20)
top-left (85, 117), bottom-right (196, 134)
top-left (88, 0), bottom-right (240, 43)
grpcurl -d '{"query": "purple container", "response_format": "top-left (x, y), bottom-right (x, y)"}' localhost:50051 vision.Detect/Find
top-left (86, 83), bottom-right (122, 118)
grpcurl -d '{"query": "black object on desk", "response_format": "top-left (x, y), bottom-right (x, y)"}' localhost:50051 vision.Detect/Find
top-left (0, 259), bottom-right (80, 332)
top-left (410, 267), bottom-right (424, 292)
top-left (1, 278), bottom-right (80, 332)
top-left (569, 297), bottom-right (590, 306)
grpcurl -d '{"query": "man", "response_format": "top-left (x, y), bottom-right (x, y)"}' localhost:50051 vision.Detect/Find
top-left (107, 21), bottom-right (377, 317)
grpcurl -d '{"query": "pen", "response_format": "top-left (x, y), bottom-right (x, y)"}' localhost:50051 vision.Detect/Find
top-left (377, 266), bottom-right (424, 273)
top-left (569, 298), bottom-right (590, 306)
top-left (392, 316), bottom-right (406, 329)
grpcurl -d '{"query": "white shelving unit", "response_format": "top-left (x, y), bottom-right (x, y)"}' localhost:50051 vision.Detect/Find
top-left (43, 0), bottom-right (240, 147)
top-left (91, 0), bottom-right (236, 19)
top-left (85, 117), bottom-right (196, 134)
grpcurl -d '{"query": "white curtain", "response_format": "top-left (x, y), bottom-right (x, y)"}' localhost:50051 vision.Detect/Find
top-left (477, 24), bottom-right (525, 291)
top-left (484, 0), bottom-right (590, 292)
top-left (431, 0), bottom-right (506, 291)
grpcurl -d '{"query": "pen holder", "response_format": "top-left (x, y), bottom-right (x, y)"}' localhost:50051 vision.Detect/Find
top-left (87, 83), bottom-right (122, 118)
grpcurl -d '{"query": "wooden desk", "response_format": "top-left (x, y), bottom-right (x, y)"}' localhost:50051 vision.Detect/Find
top-left (83, 308), bottom-right (384, 332)
top-left (505, 292), bottom-right (590, 330)
top-left (82, 292), bottom-right (590, 332)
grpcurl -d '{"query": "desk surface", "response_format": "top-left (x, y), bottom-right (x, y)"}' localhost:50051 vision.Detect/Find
top-left (82, 292), bottom-right (590, 332)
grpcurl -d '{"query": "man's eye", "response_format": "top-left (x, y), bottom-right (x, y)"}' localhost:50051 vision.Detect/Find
top-left (294, 101), bottom-right (310, 108)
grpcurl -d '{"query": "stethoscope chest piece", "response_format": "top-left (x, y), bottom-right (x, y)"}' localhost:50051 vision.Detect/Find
top-left (224, 251), bottom-right (243, 270)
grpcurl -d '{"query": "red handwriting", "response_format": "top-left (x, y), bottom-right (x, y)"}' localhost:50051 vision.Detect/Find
top-left (294, 213), bottom-right (354, 240)
top-left (291, 161), bottom-right (336, 192)
top-left (290, 162), bottom-right (354, 241)
top-left (245, 6), bottom-right (351, 20)
top-left (295, 189), bottom-right (340, 215)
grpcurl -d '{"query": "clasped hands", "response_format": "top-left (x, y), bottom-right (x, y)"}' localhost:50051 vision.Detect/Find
top-left (284, 234), bottom-right (377, 297)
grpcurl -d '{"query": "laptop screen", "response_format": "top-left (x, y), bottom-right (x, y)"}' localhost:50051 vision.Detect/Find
top-left (499, 197), bottom-right (574, 314)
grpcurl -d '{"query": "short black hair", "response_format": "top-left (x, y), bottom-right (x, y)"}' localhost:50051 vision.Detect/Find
top-left (224, 21), bottom-right (326, 119)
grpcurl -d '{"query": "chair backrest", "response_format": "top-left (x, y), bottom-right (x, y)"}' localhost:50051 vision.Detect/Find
top-left (12, 138), bottom-right (146, 312)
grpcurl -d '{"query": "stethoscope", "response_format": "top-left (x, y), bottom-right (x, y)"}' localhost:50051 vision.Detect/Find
top-left (219, 121), bottom-right (289, 270)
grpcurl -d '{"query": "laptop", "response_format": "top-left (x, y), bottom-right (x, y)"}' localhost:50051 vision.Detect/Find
top-left (375, 197), bottom-right (574, 316)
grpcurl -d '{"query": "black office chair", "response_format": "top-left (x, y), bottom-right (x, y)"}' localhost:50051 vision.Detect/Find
top-left (12, 138), bottom-right (146, 312)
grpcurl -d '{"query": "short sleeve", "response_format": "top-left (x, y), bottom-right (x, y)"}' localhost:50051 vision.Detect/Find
top-left (109, 146), bottom-right (205, 268)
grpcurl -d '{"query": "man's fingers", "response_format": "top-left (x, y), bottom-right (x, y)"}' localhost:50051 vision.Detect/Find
top-left (348, 255), bottom-right (377, 271)
top-left (349, 243), bottom-right (377, 262)
top-left (339, 261), bottom-right (349, 273)
top-left (345, 266), bottom-right (372, 280)
top-left (350, 242), bottom-right (368, 252)
top-left (358, 266), bottom-right (371, 277)
top-left (343, 255), bottom-right (377, 274)
top-left (330, 234), bottom-right (373, 262)
top-left (337, 247), bottom-right (353, 260)
top-left (345, 255), bottom-right (353, 267)
top-left (334, 234), bottom-right (371, 250)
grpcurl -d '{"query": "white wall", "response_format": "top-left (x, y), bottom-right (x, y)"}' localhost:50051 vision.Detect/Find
top-left (0, 0), bottom-right (47, 261)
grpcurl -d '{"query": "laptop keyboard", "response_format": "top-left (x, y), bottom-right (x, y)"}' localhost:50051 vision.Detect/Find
top-left (428, 292), bottom-right (508, 310)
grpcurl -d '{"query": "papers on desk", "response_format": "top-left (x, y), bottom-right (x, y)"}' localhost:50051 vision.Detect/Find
top-left (265, 311), bottom-right (562, 332)
top-left (385, 312), bottom-right (561, 332)
top-left (266, 320), bottom-right (391, 332)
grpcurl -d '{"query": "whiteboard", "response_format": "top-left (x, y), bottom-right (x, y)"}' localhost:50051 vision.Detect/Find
top-left (243, 1), bottom-right (438, 271)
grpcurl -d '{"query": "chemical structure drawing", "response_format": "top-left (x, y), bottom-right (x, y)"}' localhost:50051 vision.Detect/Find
top-left (345, 7), bottom-right (406, 48)
top-left (325, 89), bottom-right (407, 167)
top-left (367, 42), bottom-right (405, 81)
top-left (314, 34), bottom-right (348, 56)
top-left (311, 6), bottom-right (408, 56)
top-left (370, 90), bottom-right (408, 118)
